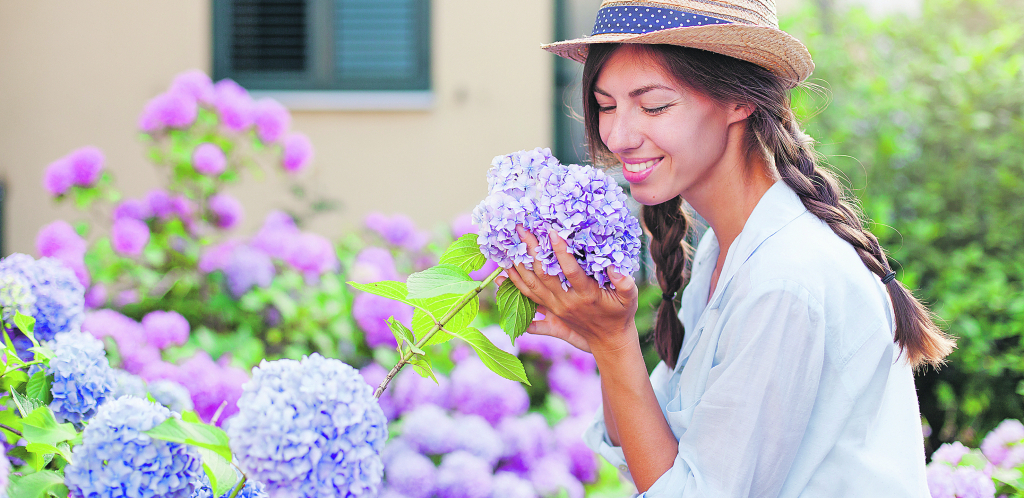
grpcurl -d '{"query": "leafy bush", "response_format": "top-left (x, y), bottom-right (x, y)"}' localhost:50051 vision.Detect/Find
top-left (783, 0), bottom-right (1024, 448)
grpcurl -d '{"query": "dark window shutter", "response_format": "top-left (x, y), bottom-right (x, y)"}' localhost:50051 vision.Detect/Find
top-left (334, 0), bottom-right (429, 89)
top-left (231, 0), bottom-right (308, 72)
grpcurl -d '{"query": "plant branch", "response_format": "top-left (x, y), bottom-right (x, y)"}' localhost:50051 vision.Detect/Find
top-left (373, 266), bottom-right (504, 399)
top-left (0, 423), bottom-right (22, 437)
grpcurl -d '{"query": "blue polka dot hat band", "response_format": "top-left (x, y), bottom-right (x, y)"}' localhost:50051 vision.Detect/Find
top-left (592, 5), bottom-right (731, 36)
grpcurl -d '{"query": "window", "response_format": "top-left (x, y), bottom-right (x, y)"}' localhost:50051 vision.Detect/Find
top-left (213, 0), bottom-right (431, 92)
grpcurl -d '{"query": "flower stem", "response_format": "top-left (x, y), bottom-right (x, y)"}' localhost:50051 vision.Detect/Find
top-left (373, 266), bottom-right (504, 399)
top-left (226, 475), bottom-right (247, 498)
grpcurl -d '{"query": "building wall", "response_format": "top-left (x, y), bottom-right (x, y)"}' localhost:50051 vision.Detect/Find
top-left (0, 0), bottom-right (554, 255)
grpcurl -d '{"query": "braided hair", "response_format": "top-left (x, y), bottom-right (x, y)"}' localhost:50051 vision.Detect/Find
top-left (581, 43), bottom-right (954, 369)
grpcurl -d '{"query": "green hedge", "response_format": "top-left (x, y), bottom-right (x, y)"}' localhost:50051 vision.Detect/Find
top-left (782, 0), bottom-right (1024, 449)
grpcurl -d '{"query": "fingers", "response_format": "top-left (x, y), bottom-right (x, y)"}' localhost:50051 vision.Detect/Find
top-left (547, 230), bottom-right (595, 294)
top-left (607, 267), bottom-right (637, 297)
top-left (505, 264), bottom-right (547, 305)
top-left (515, 225), bottom-right (563, 292)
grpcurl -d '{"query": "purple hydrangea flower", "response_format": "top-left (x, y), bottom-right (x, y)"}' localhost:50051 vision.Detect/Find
top-left (147, 189), bottom-right (175, 219)
top-left (435, 451), bottom-right (493, 498)
top-left (43, 156), bottom-right (74, 196)
top-left (350, 247), bottom-right (400, 284)
top-left (926, 463), bottom-right (996, 498)
top-left (554, 416), bottom-right (599, 483)
top-left (492, 472), bottom-right (538, 498)
top-left (450, 414), bottom-right (504, 466)
top-left (192, 475), bottom-right (268, 498)
top-left (67, 146), bottom-right (105, 186)
top-left (253, 98), bottom-right (291, 143)
top-left (284, 232), bottom-right (338, 277)
top-left (148, 379), bottom-right (195, 415)
top-left (193, 143), bottom-right (227, 176)
top-left (139, 91), bottom-right (199, 132)
top-left (64, 396), bottom-right (204, 498)
top-left (498, 413), bottom-right (554, 474)
top-left (251, 211), bottom-right (299, 260)
top-left (473, 150), bottom-right (642, 289)
top-left (84, 284), bottom-right (107, 309)
top-left (111, 369), bottom-right (149, 400)
top-left (528, 456), bottom-right (584, 498)
top-left (401, 404), bottom-right (458, 455)
top-left (281, 133), bottom-right (314, 173)
top-left (451, 213), bottom-right (476, 239)
top-left (228, 353), bottom-right (388, 497)
top-left (208, 193), bottom-right (244, 230)
top-left (114, 198), bottom-right (153, 221)
top-left (0, 441), bottom-right (9, 495)
top-left (449, 357), bottom-right (529, 424)
top-left (47, 331), bottom-right (118, 424)
top-left (390, 368), bottom-right (450, 417)
top-left (547, 360), bottom-right (601, 417)
top-left (112, 217), bottom-right (151, 256)
top-left (0, 254), bottom-right (84, 341)
top-left (470, 259), bottom-right (500, 282)
top-left (384, 450), bottom-right (436, 498)
top-left (170, 70), bottom-right (215, 105)
top-left (981, 419), bottom-right (1024, 468)
top-left (225, 245), bottom-right (275, 297)
top-left (142, 310), bottom-right (190, 349)
top-left (199, 239), bottom-right (242, 273)
top-left (0, 272), bottom-right (36, 323)
top-left (353, 293), bottom-right (414, 349)
top-left (36, 220), bottom-right (86, 259)
top-left (364, 213), bottom-right (430, 252)
top-left (175, 351), bottom-right (248, 424)
top-left (931, 441), bottom-right (971, 466)
top-left (116, 289), bottom-right (139, 307)
top-left (214, 79), bottom-right (254, 132)
top-left (82, 309), bottom-right (143, 345)
top-left (173, 195), bottom-right (197, 222)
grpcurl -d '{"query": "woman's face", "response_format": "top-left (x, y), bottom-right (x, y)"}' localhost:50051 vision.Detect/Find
top-left (594, 46), bottom-right (748, 206)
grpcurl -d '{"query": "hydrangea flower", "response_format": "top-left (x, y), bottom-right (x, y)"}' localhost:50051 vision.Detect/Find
top-left (450, 414), bottom-right (504, 466)
top-left (198, 239), bottom-right (242, 273)
top-left (547, 360), bottom-right (601, 416)
top-left (284, 232), bottom-right (338, 277)
top-left (0, 443), bottom-right (9, 497)
top-left (208, 193), bottom-right (244, 230)
top-left (139, 91), bottom-right (199, 132)
top-left (112, 217), bottom-right (151, 256)
top-left (111, 369), bottom-right (149, 400)
top-left (435, 451), bottom-right (494, 498)
top-left (228, 353), bottom-right (388, 497)
top-left (214, 79), bottom-right (254, 132)
top-left (64, 396), bottom-right (204, 498)
top-left (224, 246), bottom-right (275, 298)
top-left (192, 475), bottom-right (269, 498)
top-left (47, 331), bottom-right (118, 424)
top-left (114, 198), bottom-right (153, 221)
top-left (192, 143), bottom-right (227, 176)
top-left (980, 419), bottom-right (1024, 468)
top-left (36, 220), bottom-right (87, 260)
top-left (931, 441), bottom-right (971, 466)
top-left (383, 450), bottom-right (436, 498)
top-left (497, 413), bottom-right (554, 474)
top-left (251, 211), bottom-right (299, 260)
top-left (0, 272), bottom-right (36, 323)
top-left (349, 247), bottom-right (400, 284)
top-left (142, 310), bottom-right (190, 349)
top-left (926, 463), bottom-right (996, 498)
top-left (84, 283), bottom-right (107, 309)
top-left (451, 213), bottom-right (476, 239)
top-left (473, 149), bottom-right (641, 289)
top-left (359, 362), bottom-right (397, 420)
top-left (253, 98), bottom-right (291, 143)
top-left (67, 146), bottom-right (105, 186)
top-left (149, 380), bottom-right (195, 415)
top-left (491, 471), bottom-right (538, 498)
top-left (528, 456), bottom-right (584, 498)
top-left (147, 189), bottom-right (176, 219)
top-left (554, 417), bottom-right (599, 483)
top-left (176, 351), bottom-right (248, 424)
top-left (282, 133), bottom-right (314, 173)
top-left (170, 70), bottom-right (215, 105)
top-left (449, 357), bottom-right (529, 424)
top-left (43, 156), bottom-right (74, 196)
top-left (364, 213), bottom-right (430, 252)
top-left (0, 254), bottom-right (84, 341)
top-left (389, 368), bottom-right (450, 416)
top-left (400, 405), bottom-right (457, 455)
top-left (352, 292), bottom-right (413, 349)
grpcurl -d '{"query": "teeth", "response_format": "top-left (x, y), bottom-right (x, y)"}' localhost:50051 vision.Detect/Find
top-left (625, 159), bottom-right (657, 172)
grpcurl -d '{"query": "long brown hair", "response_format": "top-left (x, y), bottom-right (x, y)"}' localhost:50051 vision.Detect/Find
top-left (581, 43), bottom-right (954, 369)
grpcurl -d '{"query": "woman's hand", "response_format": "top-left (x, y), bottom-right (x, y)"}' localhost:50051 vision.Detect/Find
top-left (503, 226), bottom-right (639, 354)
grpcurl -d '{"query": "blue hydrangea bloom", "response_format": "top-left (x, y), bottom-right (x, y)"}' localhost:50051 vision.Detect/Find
top-left (64, 396), bottom-right (204, 498)
top-left (227, 353), bottom-right (388, 498)
top-left (149, 379), bottom-right (195, 415)
top-left (472, 152), bottom-right (641, 289)
top-left (191, 473), bottom-right (268, 498)
top-left (111, 369), bottom-right (149, 400)
top-left (0, 253), bottom-right (84, 341)
top-left (47, 331), bottom-right (118, 424)
top-left (0, 272), bottom-right (35, 324)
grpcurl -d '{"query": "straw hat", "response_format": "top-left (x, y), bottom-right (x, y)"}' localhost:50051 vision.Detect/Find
top-left (542, 0), bottom-right (814, 87)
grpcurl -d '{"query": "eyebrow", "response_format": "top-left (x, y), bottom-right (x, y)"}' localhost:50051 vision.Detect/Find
top-left (594, 84), bottom-right (676, 98)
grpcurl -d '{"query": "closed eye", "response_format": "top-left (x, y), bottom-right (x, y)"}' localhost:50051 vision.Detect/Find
top-left (643, 104), bottom-right (671, 115)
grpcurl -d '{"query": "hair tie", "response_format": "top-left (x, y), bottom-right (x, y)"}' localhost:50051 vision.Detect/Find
top-left (662, 292), bottom-right (676, 302)
top-left (882, 271), bottom-right (897, 284)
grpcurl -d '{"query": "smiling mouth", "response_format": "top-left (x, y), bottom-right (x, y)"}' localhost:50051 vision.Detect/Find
top-left (623, 158), bottom-right (659, 173)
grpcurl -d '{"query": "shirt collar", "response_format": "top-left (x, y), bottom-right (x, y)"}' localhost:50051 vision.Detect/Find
top-left (707, 181), bottom-right (808, 309)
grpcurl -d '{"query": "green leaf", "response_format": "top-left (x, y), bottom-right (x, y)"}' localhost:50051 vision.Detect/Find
top-left (407, 264), bottom-right (478, 299)
top-left (386, 318), bottom-right (422, 355)
top-left (27, 346), bottom-right (54, 362)
top-left (2, 370), bottom-right (29, 392)
top-left (411, 294), bottom-right (479, 346)
top-left (10, 388), bottom-right (45, 418)
top-left (0, 406), bottom-right (24, 435)
top-left (25, 371), bottom-right (52, 405)
top-left (408, 355), bottom-right (438, 384)
top-left (25, 442), bottom-right (73, 464)
top-left (8, 469), bottom-right (68, 498)
top-left (448, 327), bottom-right (530, 385)
top-left (438, 234), bottom-right (488, 274)
top-left (145, 417), bottom-right (233, 461)
top-left (496, 279), bottom-right (537, 343)
top-left (199, 447), bottom-right (240, 498)
top-left (14, 312), bottom-right (36, 338)
top-left (347, 281), bottom-right (416, 307)
top-left (21, 406), bottom-right (78, 448)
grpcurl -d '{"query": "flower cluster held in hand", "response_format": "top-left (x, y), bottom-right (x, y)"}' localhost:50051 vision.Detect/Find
top-left (473, 148), bottom-right (642, 289)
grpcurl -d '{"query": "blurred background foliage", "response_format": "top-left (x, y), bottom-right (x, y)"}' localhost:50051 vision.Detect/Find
top-left (777, 0), bottom-right (1024, 451)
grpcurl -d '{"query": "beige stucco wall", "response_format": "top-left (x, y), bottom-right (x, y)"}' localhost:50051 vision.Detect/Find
top-left (0, 0), bottom-right (554, 255)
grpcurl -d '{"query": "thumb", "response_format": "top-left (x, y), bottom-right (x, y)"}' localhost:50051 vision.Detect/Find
top-left (608, 267), bottom-right (636, 294)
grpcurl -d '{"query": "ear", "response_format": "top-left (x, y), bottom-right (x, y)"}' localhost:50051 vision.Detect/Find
top-left (727, 102), bottom-right (755, 124)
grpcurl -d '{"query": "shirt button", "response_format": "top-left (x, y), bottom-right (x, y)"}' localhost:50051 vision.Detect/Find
top-left (619, 464), bottom-right (628, 472)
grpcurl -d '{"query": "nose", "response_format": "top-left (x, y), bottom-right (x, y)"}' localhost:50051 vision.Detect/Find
top-left (602, 110), bottom-right (643, 155)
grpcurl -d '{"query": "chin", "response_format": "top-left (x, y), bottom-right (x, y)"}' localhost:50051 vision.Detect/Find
top-left (629, 186), bottom-right (674, 206)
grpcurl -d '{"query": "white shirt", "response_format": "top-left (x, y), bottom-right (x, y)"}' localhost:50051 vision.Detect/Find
top-left (584, 182), bottom-right (931, 497)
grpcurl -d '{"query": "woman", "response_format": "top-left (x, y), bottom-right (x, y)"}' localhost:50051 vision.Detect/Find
top-left (503, 0), bottom-right (955, 496)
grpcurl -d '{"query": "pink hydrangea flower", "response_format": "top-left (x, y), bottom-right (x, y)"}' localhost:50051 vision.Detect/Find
top-left (36, 220), bottom-right (87, 259)
top-left (111, 218), bottom-right (150, 256)
top-left (364, 212), bottom-right (430, 252)
top-left (284, 232), bottom-right (338, 276)
top-left (253, 98), bottom-right (290, 143)
top-left (141, 310), bottom-right (190, 350)
top-left (146, 189), bottom-right (175, 219)
top-left (84, 284), bottom-right (107, 309)
top-left (349, 247), bottom-right (400, 284)
top-left (281, 133), bottom-right (313, 173)
top-left (192, 143), bottom-right (227, 176)
top-left (113, 198), bottom-right (152, 221)
top-left (43, 157), bottom-right (73, 196)
top-left (169, 69), bottom-right (215, 105)
top-left (138, 91), bottom-right (198, 132)
top-left (213, 79), bottom-right (254, 132)
top-left (198, 239), bottom-right (242, 273)
top-left (208, 193), bottom-right (244, 230)
top-left (67, 146), bottom-right (104, 186)
top-left (450, 212), bottom-right (476, 239)
top-left (981, 419), bottom-right (1024, 468)
top-left (352, 292), bottom-right (413, 349)
top-left (931, 441), bottom-right (971, 466)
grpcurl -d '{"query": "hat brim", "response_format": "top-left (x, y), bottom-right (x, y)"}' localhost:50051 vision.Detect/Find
top-left (541, 24), bottom-right (814, 88)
